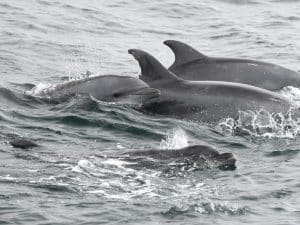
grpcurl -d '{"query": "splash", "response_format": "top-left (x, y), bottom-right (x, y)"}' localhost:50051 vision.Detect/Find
top-left (159, 127), bottom-right (189, 149)
top-left (217, 86), bottom-right (300, 138)
top-left (68, 70), bottom-right (95, 81)
top-left (279, 86), bottom-right (300, 106)
top-left (218, 109), bottom-right (300, 138)
top-left (26, 71), bottom-right (97, 98)
top-left (71, 158), bottom-right (161, 200)
top-left (69, 157), bottom-right (243, 216)
top-left (26, 82), bottom-right (56, 96)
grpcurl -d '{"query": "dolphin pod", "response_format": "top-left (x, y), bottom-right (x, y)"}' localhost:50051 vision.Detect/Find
top-left (128, 48), bottom-right (295, 123)
top-left (21, 41), bottom-right (299, 174)
top-left (164, 40), bottom-right (300, 91)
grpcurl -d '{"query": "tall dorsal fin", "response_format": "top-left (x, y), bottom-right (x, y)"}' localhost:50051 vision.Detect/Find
top-left (164, 40), bottom-right (208, 69)
top-left (128, 49), bottom-right (180, 85)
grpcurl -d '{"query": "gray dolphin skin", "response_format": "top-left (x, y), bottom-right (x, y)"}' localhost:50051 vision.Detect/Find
top-left (35, 75), bottom-right (160, 105)
top-left (164, 40), bottom-right (300, 91)
top-left (121, 145), bottom-right (237, 171)
top-left (128, 49), bottom-right (293, 123)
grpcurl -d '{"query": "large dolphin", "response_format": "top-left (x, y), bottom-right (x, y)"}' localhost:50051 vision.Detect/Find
top-left (115, 145), bottom-right (237, 171)
top-left (164, 40), bottom-right (300, 90)
top-left (128, 49), bottom-right (295, 123)
top-left (32, 75), bottom-right (159, 105)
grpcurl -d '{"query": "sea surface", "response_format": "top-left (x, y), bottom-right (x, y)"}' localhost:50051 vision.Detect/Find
top-left (0, 0), bottom-right (300, 224)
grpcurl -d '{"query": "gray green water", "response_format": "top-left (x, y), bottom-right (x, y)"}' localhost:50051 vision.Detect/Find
top-left (0, 0), bottom-right (299, 224)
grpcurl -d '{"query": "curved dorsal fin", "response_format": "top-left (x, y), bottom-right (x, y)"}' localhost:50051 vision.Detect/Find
top-left (128, 49), bottom-right (180, 85)
top-left (164, 40), bottom-right (208, 69)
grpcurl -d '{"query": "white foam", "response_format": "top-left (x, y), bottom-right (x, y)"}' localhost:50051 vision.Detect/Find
top-left (26, 71), bottom-right (98, 98)
top-left (102, 158), bottom-right (135, 167)
top-left (0, 174), bottom-right (17, 181)
top-left (279, 86), bottom-right (300, 106)
top-left (216, 86), bottom-right (300, 138)
top-left (159, 127), bottom-right (189, 149)
top-left (218, 109), bottom-right (300, 138)
top-left (116, 143), bottom-right (125, 149)
top-left (72, 159), bottom-right (96, 173)
top-left (26, 82), bottom-right (56, 96)
top-left (67, 71), bottom-right (98, 81)
top-left (78, 159), bottom-right (96, 169)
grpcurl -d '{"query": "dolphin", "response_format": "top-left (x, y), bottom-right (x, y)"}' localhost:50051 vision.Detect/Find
top-left (128, 49), bottom-right (294, 123)
top-left (164, 40), bottom-right (300, 91)
top-left (32, 75), bottom-right (160, 105)
top-left (117, 145), bottom-right (237, 171)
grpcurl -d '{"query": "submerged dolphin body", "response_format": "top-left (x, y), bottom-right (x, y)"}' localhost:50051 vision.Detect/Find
top-left (128, 49), bottom-right (294, 123)
top-left (32, 75), bottom-right (160, 105)
top-left (164, 40), bottom-right (300, 91)
top-left (119, 145), bottom-right (237, 171)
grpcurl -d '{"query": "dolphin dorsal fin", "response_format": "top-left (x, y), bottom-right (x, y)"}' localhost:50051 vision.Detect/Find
top-left (128, 49), bottom-right (180, 85)
top-left (164, 40), bottom-right (208, 68)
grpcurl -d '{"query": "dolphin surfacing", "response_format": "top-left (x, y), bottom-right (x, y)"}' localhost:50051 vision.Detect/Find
top-left (32, 75), bottom-right (159, 105)
top-left (164, 40), bottom-right (300, 91)
top-left (120, 145), bottom-right (237, 171)
top-left (128, 49), bottom-right (294, 123)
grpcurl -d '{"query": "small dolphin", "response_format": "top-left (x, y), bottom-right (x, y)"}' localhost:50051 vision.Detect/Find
top-left (164, 40), bottom-right (300, 90)
top-left (33, 75), bottom-right (159, 105)
top-left (128, 49), bottom-right (294, 123)
top-left (121, 145), bottom-right (237, 171)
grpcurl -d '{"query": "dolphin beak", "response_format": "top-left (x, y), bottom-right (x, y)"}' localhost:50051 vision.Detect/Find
top-left (128, 87), bottom-right (160, 98)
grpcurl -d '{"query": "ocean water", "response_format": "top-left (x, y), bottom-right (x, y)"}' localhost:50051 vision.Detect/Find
top-left (0, 0), bottom-right (300, 224)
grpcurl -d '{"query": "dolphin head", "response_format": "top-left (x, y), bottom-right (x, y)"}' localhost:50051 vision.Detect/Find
top-left (89, 75), bottom-right (160, 105)
top-left (213, 152), bottom-right (237, 170)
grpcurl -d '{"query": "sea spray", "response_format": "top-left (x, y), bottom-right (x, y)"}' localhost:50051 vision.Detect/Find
top-left (159, 127), bottom-right (189, 149)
